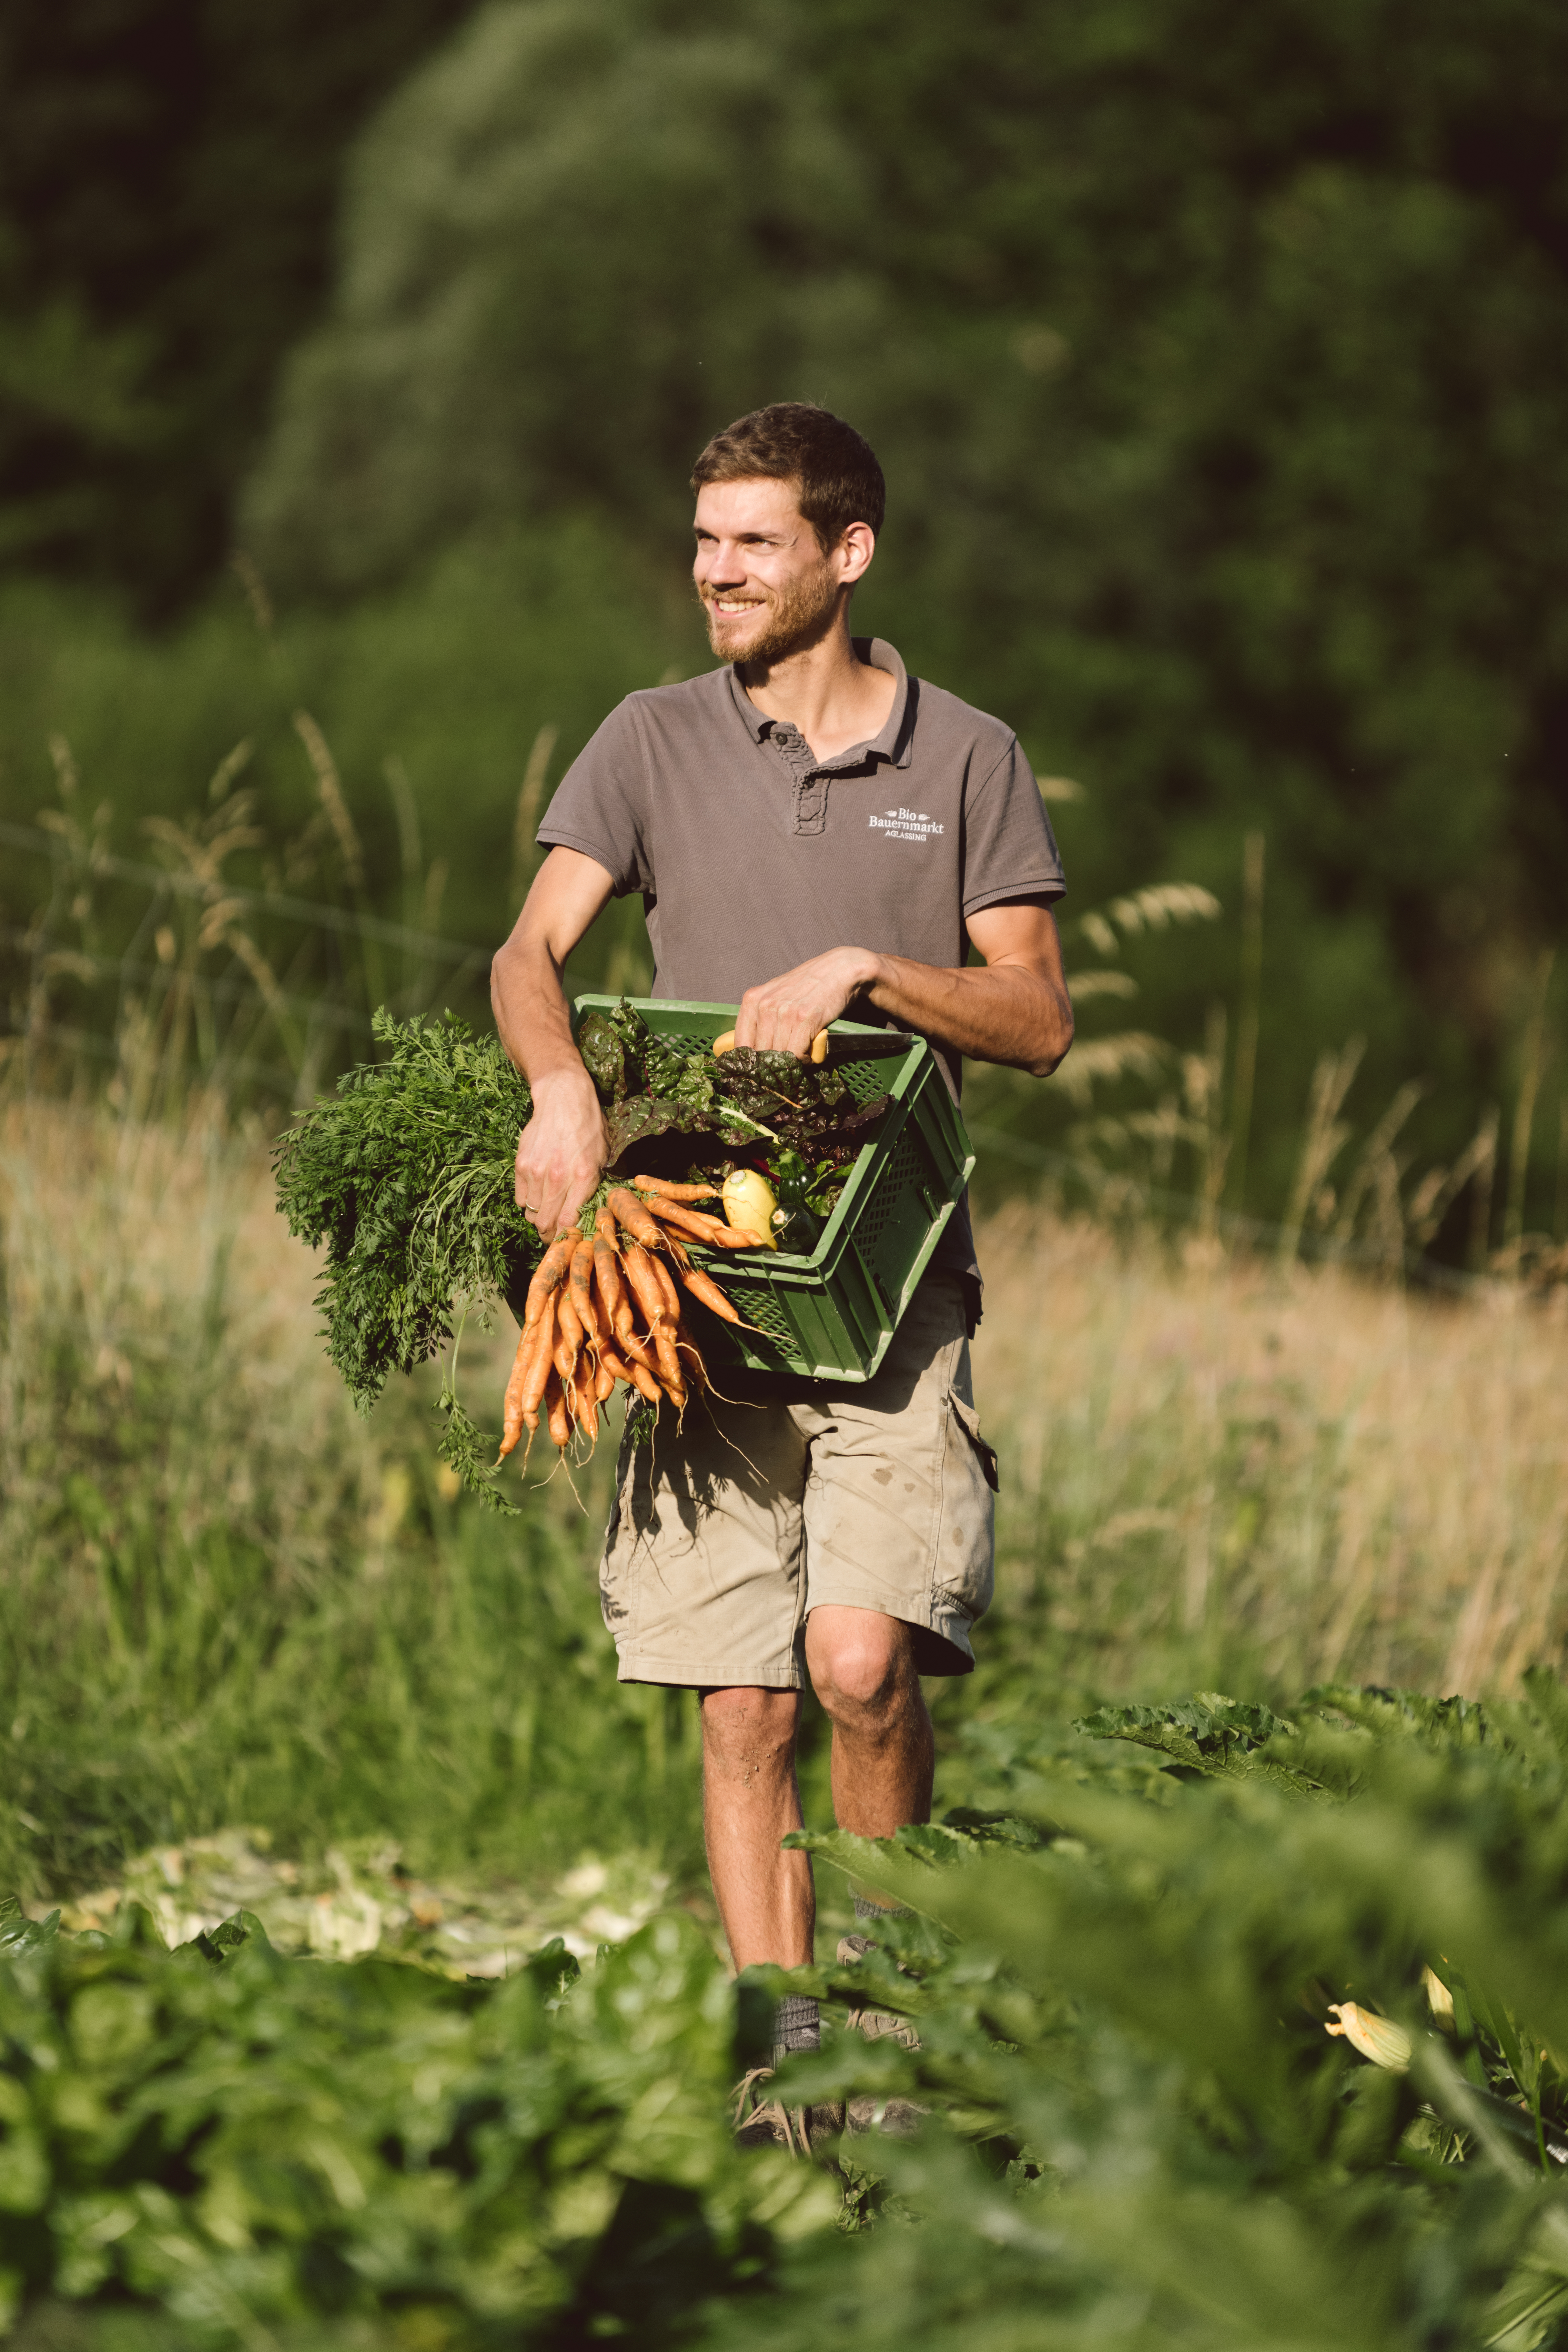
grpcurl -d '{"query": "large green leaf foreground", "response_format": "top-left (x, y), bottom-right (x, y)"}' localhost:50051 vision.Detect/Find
top-left (10, 1681), bottom-right (1568, 2348)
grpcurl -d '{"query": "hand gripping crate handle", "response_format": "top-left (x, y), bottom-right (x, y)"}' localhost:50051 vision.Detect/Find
top-left (569, 995), bottom-right (971, 1381)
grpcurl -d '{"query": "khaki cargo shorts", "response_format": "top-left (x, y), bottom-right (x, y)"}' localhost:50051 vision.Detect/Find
top-left (598, 1272), bottom-right (998, 1688)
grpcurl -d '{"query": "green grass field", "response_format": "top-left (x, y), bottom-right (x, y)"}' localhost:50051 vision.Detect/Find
top-left (4, 1079), bottom-right (1568, 2347)
top-left (10, 1092), bottom-right (1561, 1915)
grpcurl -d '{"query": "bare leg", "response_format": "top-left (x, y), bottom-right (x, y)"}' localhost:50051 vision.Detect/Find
top-left (700, 1685), bottom-right (814, 1970)
top-left (804, 1605), bottom-right (934, 1840)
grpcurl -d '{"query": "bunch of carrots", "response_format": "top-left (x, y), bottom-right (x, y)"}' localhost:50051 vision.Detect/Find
top-left (497, 1179), bottom-right (766, 1465)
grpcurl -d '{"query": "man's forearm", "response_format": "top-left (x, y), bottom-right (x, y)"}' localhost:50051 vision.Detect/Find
top-left (490, 847), bottom-right (617, 1234)
top-left (731, 904), bottom-right (1073, 1074)
top-left (491, 930), bottom-right (582, 1087)
top-left (491, 845), bottom-right (617, 1086)
top-left (864, 954), bottom-right (1072, 1077)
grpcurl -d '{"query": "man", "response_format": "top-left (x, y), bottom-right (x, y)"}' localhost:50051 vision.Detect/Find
top-left (491, 404), bottom-right (1072, 2145)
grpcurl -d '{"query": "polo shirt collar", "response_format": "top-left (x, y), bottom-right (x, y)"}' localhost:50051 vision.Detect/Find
top-left (725, 636), bottom-right (914, 772)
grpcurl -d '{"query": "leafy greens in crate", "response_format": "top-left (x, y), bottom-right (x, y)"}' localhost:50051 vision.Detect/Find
top-left (579, 1001), bottom-right (890, 1212)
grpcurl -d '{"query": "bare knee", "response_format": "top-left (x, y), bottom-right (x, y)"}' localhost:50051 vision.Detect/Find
top-left (699, 1685), bottom-right (801, 1776)
top-left (805, 1608), bottom-right (915, 1730)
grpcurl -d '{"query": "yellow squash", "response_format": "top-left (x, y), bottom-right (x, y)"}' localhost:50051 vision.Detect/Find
top-left (722, 1169), bottom-right (779, 1250)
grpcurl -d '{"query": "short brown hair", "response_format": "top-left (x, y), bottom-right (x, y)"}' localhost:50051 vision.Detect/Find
top-left (690, 403), bottom-right (886, 552)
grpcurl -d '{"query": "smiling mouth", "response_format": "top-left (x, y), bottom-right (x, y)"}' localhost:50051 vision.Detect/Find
top-left (709, 597), bottom-right (764, 616)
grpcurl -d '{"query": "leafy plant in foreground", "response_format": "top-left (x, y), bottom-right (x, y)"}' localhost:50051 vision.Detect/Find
top-left (0, 1901), bottom-right (825, 2348)
top-left (751, 1674), bottom-right (1568, 2350)
top-left (15, 1681), bottom-right (1568, 2348)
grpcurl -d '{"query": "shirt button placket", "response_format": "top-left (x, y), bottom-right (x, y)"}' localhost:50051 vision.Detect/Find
top-left (770, 724), bottom-right (831, 838)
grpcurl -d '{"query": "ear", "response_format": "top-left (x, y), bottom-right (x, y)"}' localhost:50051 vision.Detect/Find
top-left (835, 520), bottom-right (876, 587)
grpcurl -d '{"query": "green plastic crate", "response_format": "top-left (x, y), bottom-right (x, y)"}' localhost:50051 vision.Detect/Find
top-left (573, 995), bottom-right (976, 1382)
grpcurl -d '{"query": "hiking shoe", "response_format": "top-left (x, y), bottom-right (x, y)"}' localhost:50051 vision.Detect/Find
top-left (845, 2088), bottom-right (925, 2138)
top-left (836, 1933), bottom-right (923, 2050)
top-left (836, 1934), bottom-right (926, 2138)
top-left (731, 2065), bottom-right (844, 2159)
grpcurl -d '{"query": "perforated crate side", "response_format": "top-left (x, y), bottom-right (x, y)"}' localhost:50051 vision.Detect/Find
top-left (721, 1281), bottom-right (795, 1354)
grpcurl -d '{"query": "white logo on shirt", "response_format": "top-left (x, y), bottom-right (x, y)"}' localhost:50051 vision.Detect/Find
top-left (869, 806), bottom-right (945, 843)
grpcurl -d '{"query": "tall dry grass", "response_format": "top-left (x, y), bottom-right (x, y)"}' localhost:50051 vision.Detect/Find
top-left (0, 1099), bottom-right (690, 1903)
top-left (5, 1091), bottom-right (1565, 1902)
top-left (974, 1204), bottom-right (1568, 1705)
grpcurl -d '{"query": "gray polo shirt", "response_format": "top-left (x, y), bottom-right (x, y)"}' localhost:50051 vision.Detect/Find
top-left (538, 636), bottom-right (1066, 1292)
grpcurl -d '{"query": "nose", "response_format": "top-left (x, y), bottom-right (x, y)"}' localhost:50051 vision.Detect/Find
top-left (701, 538), bottom-right (747, 586)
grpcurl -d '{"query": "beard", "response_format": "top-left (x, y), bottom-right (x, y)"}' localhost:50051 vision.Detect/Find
top-left (699, 558), bottom-right (842, 666)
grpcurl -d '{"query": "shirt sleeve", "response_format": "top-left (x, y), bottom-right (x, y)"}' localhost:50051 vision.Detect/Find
top-left (536, 698), bottom-right (654, 897)
top-left (961, 736), bottom-right (1067, 917)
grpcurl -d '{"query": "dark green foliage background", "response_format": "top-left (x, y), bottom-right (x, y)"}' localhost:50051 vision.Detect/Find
top-left (0, 0), bottom-right (476, 607)
top-left (3, 0), bottom-right (1566, 1221)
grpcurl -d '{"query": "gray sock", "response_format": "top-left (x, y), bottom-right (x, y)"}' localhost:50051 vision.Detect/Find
top-left (772, 1993), bottom-right (820, 2069)
top-left (854, 1897), bottom-right (914, 1925)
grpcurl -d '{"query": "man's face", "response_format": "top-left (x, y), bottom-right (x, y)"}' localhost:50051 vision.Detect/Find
top-left (692, 476), bottom-right (842, 665)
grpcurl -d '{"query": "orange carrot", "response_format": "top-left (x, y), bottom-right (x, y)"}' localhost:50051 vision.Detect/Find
top-left (607, 1186), bottom-right (668, 1252)
top-left (639, 1196), bottom-right (724, 1239)
top-left (523, 1232), bottom-right (579, 1329)
top-left (554, 1282), bottom-right (584, 1384)
top-left (611, 1286), bottom-right (639, 1349)
top-left (544, 1369), bottom-right (571, 1451)
top-left (519, 1295), bottom-right (558, 1429)
top-left (569, 1235), bottom-right (598, 1351)
top-left (647, 1249), bottom-right (683, 1325)
top-left (570, 1362), bottom-right (600, 1441)
top-left (653, 1328), bottom-right (687, 1407)
top-left (592, 1234), bottom-right (629, 1334)
top-left (678, 1263), bottom-right (743, 1325)
top-left (594, 1355), bottom-right (616, 1404)
top-left (643, 1197), bottom-right (765, 1248)
top-left (630, 1174), bottom-right (723, 1201)
top-left (620, 1242), bottom-right (673, 1333)
top-left (498, 1325), bottom-right (531, 1459)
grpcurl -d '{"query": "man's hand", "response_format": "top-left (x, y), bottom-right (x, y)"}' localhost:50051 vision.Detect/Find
top-left (733, 947), bottom-right (883, 1056)
top-left (513, 1067), bottom-right (608, 1240)
top-left (731, 905), bottom-right (1072, 1076)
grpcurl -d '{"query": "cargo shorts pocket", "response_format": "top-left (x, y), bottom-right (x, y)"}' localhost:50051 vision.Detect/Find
top-left (948, 1393), bottom-right (1000, 1494)
top-left (931, 1390), bottom-right (997, 1637)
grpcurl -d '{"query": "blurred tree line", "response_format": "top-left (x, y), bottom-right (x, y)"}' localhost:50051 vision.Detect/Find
top-left (0, 0), bottom-right (474, 606)
top-left (3, 0), bottom-right (1565, 1232)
